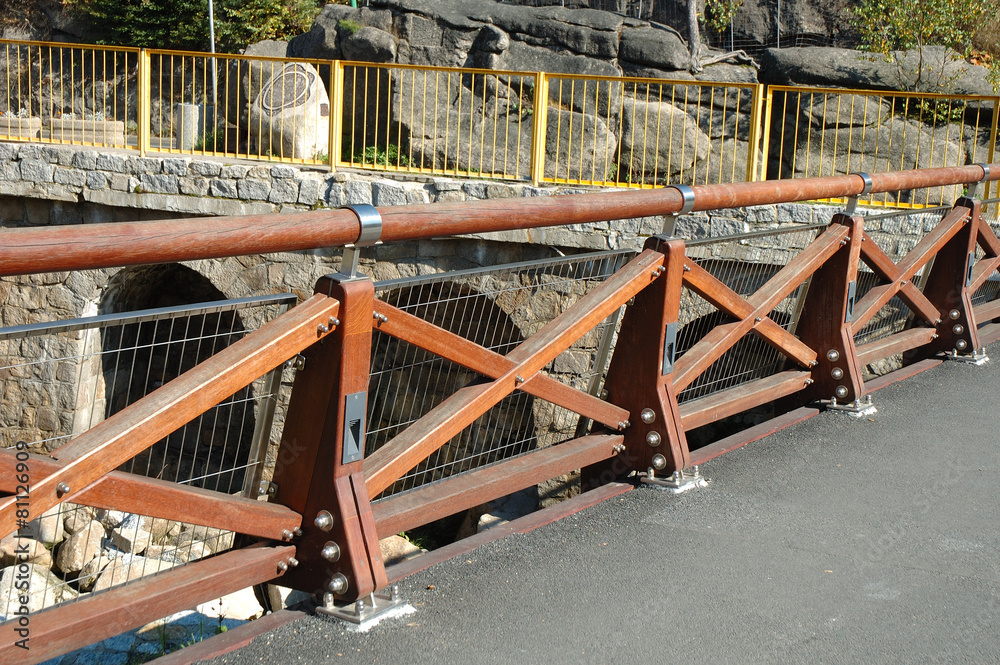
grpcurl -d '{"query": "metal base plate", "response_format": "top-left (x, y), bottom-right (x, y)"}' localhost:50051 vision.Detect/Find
top-left (821, 396), bottom-right (877, 418)
top-left (945, 349), bottom-right (989, 366)
top-left (316, 586), bottom-right (413, 630)
top-left (640, 467), bottom-right (708, 494)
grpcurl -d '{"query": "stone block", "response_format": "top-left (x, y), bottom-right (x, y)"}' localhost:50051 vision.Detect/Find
top-left (162, 158), bottom-right (190, 175)
top-left (298, 176), bottom-right (322, 204)
top-left (86, 171), bottom-right (108, 189)
top-left (238, 178), bottom-right (271, 201)
top-left (20, 159), bottom-right (54, 183)
top-left (21, 505), bottom-right (65, 546)
top-left (270, 164), bottom-right (297, 178)
top-left (221, 164), bottom-right (249, 179)
top-left (55, 520), bottom-right (105, 573)
top-left (179, 177), bottom-right (210, 196)
top-left (189, 160), bottom-right (222, 177)
top-left (372, 179), bottom-right (408, 206)
top-left (210, 178), bottom-right (239, 198)
top-left (0, 563), bottom-right (76, 616)
top-left (95, 152), bottom-right (127, 172)
top-left (72, 150), bottom-right (98, 169)
top-left (109, 173), bottom-right (132, 191)
top-left (268, 178), bottom-right (300, 203)
top-left (53, 166), bottom-right (86, 187)
top-left (0, 536), bottom-right (52, 568)
top-left (140, 173), bottom-right (179, 195)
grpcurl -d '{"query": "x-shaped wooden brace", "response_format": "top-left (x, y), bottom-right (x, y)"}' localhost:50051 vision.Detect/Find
top-left (849, 204), bottom-right (972, 335)
top-left (670, 223), bottom-right (850, 394)
top-left (362, 249), bottom-right (666, 498)
top-left (967, 209), bottom-right (1000, 296)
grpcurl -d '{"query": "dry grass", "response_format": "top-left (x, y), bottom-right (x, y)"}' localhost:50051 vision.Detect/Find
top-left (973, 18), bottom-right (1000, 60)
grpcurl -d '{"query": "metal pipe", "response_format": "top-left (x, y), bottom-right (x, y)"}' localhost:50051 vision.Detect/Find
top-left (0, 164), bottom-right (995, 278)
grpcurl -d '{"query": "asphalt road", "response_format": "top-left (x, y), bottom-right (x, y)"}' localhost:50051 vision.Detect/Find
top-left (205, 348), bottom-right (1000, 664)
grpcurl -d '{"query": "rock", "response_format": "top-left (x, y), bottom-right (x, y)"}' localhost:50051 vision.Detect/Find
top-left (109, 514), bottom-right (152, 555)
top-left (63, 504), bottom-right (96, 535)
top-left (96, 509), bottom-right (128, 530)
top-left (196, 588), bottom-right (263, 621)
top-left (0, 563), bottom-right (77, 618)
top-left (263, 585), bottom-right (314, 611)
top-left (544, 107), bottom-right (619, 182)
top-left (21, 504), bottom-right (65, 547)
top-left (288, 4), bottom-right (354, 59)
top-left (78, 554), bottom-right (113, 591)
top-left (92, 556), bottom-right (176, 592)
top-left (379, 534), bottom-right (422, 566)
top-left (248, 61), bottom-right (330, 161)
top-left (619, 25), bottom-right (689, 71)
top-left (224, 39), bottom-right (290, 128)
top-left (477, 487), bottom-right (538, 533)
top-left (759, 45), bottom-right (995, 96)
top-left (618, 97), bottom-right (711, 181)
top-left (0, 537), bottom-right (53, 569)
top-left (148, 518), bottom-right (181, 545)
top-left (54, 520), bottom-right (105, 574)
top-left (796, 92), bottom-right (890, 129)
top-left (185, 526), bottom-right (234, 554)
top-left (341, 27), bottom-right (398, 63)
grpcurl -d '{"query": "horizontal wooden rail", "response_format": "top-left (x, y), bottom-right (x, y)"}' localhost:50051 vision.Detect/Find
top-left (974, 299), bottom-right (1000, 323)
top-left (856, 328), bottom-right (938, 366)
top-left (678, 371), bottom-right (812, 431)
top-left (371, 434), bottom-right (622, 537)
top-left (0, 451), bottom-right (301, 540)
top-left (0, 165), bottom-right (995, 277)
top-left (1, 542), bottom-right (295, 665)
top-left (0, 294), bottom-right (340, 538)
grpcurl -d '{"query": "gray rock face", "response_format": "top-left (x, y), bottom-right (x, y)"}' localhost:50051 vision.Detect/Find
top-left (619, 98), bottom-right (711, 181)
top-left (342, 26), bottom-right (398, 63)
top-left (225, 39), bottom-right (292, 128)
top-left (619, 25), bottom-right (689, 71)
top-left (249, 61), bottom-right (330, 160)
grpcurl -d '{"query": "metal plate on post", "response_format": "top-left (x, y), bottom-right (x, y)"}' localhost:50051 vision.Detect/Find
top-left (967, 252), bottom-right (976, 288)
top-left (845, 280), bottom-right (857, 323)
top-left (343, 391), bottom-right (366, 465)
top-left (662, 321), bottom-right (677, 375)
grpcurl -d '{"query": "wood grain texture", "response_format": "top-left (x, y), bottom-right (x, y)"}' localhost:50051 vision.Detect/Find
top-left (0, 450), bottom-right (301, 540)
top-left (371, 434), bottom-right (622, 536)
top-left (0, 295), bottom-right (340, 539)
top-left (0, 543), bottom-right (295, 665)
top-left (364, 250), bottom-right (665, 498)
top-left (372, 301), bottom-right (629, 429)
top-left (678, 370), bottom-right (811, 431)
top-left (856, 328), bottom-right (937, 366)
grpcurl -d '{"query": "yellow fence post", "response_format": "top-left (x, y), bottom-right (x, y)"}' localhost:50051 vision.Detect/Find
top-left (758, 86), bottom-right (774, 184)
top-left (137, 49), bottom-right (150, 156)
top-left (328, 60), bottom-right (344, 172)
top-left (987, 95), bottom-right (999, 200)
top-left (745, 83), bottom-right (766, 182)
top-left (530, 72), bottom-right (549, 186)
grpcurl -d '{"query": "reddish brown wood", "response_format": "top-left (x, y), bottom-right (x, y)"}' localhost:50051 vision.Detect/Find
top-left (372, 300), bottom-right (629, 429)
top-left (678, 370), bottom-right (811, 431)
top-left (978, 320), bottom-right (1000, 345)
top-left (0, 450), bottom-right (301, 540)
top-left (0, 166), bottom-right (993, 278)
top-left (0, 294), bottom-right (340, 540)
top-left (969, 214), bottom-right (1000, 292)
top-left (853, 233), bottom-right (940, 329)
top-left (789, 214), bottom-right (865, 404)
top-left (673, 224), bottom-right (848, 393)
top-left (271, 277), bottom-right (386, 603)
top-left (371, 434), bottom-right (622, 537)
top-left (856, 328), bottom-right (938, 366)
top-left (363, 249), bottom-right (665, 498)
top-left (909, 198), bottom-right (981, 359)
top-left (0, 542), bottom-right (295, 665)
top-left (688, 406), bottom-right (821, 466)
top-left (593, 238), bottom-right (689, 485)
top-left (385, 481), bottom-right (633, 585)
top-left (682, 261), bottom-right (818, 368)
top-left (974, 298), bottom-right (1000, 323)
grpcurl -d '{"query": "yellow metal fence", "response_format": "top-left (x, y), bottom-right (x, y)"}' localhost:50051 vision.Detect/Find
top-left (0, 38), bottom-right (996, 202)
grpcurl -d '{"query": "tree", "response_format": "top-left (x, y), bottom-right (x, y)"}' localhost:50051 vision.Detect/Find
top-left (686, 0), bottom-right (751, 73)
top-left (852, 0), bottom-right (1000, 90)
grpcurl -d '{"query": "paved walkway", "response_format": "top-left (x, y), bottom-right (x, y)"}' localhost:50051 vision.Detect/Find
top-left (203, 345), bottom-right (1000, 664)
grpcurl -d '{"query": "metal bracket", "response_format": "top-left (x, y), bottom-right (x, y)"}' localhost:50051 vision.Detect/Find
top-left (662, 184), bottom-right (696, 235)
top-left (844, 172), bottom-right (873, 216)
top-left (662, 321), bottom-right (678, 375)
top-left (640, 466), bottom-right (708, 494)
top-left (945, 348), bottom-right (990, 365)
top-left (845, 280), bottom-right (857, 323)
top-left (339, 204), bottom-right (383, 279)
top-left (342, 391), bottom-right (367, 464)
top-left (969, 163), bottom-right (990, 199)
top-left (821, 394), bottom-right (877, 418)
top-left (966, 251), bottom-right (976, 288)
top-left (316, 585), bottom-right (413, 627)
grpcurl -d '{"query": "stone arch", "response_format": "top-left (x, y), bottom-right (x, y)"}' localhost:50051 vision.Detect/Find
top-left (98, 263), bottom-right (256, 493)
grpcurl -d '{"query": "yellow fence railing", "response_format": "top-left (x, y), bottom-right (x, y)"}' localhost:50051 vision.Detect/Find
top-left (0, 37), bottom-right (996, 205)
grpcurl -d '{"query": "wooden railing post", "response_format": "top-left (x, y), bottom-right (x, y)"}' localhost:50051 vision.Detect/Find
top-left (270, 274), bottom-right (386, 603)
top-left (909, 196), bottom-right (983, 360)
top-left (584, 236), bottom-right (688, 488)
top-left (790, 213), bottom-right (865, 406)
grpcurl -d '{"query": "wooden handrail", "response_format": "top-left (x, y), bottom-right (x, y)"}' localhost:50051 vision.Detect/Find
top-left (0, 165), bottom-right (994, 277)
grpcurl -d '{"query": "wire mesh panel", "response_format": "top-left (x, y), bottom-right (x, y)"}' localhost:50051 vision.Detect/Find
top-left (366, 250), bottom-right (634, 498)
top-left (765, 87), bottom-right (998, 207)
top-left (148, 50), bottom-right (333, 164)
top-left (544, 76), bottom-right (761, 187)
top-left (851, 206), bottom-right (946, 348)
top-left (0, 39), bottom-right (138, 148)
top-left (676, 224), bottom-right (823, 403)
top-left (972, 197), bottom-right (1000, 307)
top-left (339, 62), bottom-right (537, 180)
top-left (0, 293), bottom-right (295, 622)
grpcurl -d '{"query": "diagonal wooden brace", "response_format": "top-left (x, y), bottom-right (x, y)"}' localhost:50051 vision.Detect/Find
top-left (271, 276), bottom-right (386, 603)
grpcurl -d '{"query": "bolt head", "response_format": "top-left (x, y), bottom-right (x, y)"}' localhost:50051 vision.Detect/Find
top-left (826, 349), bottom-right (841, 362)
top-left (640, 408), bottom-right (656, 424)
top-left (646, 431), bottom-right (662, 447)
top-left (651, 454), bottom-right (667, 470)
top-left (328, 573), bottom-right (349, 595)
top-left (953, 324), bottom-right (964, 335)
top-left (314, 510), bottom-right (334, 532)
top-left (831, 367), bottom-right (844, 380)
top-left (956, 339), bottom-right (969, 351)
top-left (949, 309), bottom-right (961, 320)
top-left (835, 385), bottom-right (849, 399)
top-left (322, 541), bottom-right (342, 562)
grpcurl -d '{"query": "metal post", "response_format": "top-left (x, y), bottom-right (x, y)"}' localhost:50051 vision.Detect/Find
top-left (529, 72), bottom-right (549, 186)
top-left (208, 0), bottom-right (218, 105)
top-left (329, 60), bottom-right (344, 171)
top-left (137, 49), bottom-right (151, 157)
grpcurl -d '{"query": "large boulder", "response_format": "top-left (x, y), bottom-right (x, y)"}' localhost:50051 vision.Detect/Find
top-left (225, 39), bottom-right (291, 129)
top-left (619, 24), bottom-right (690, 72)
top-left (0, 564), bottom-right (77, 618)
top-left (249, 61), bottom-right (331, 160)
top-left (341, 26), bottom-right (398, 63)
top-left (619, 97), bottom-right (712, 183)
